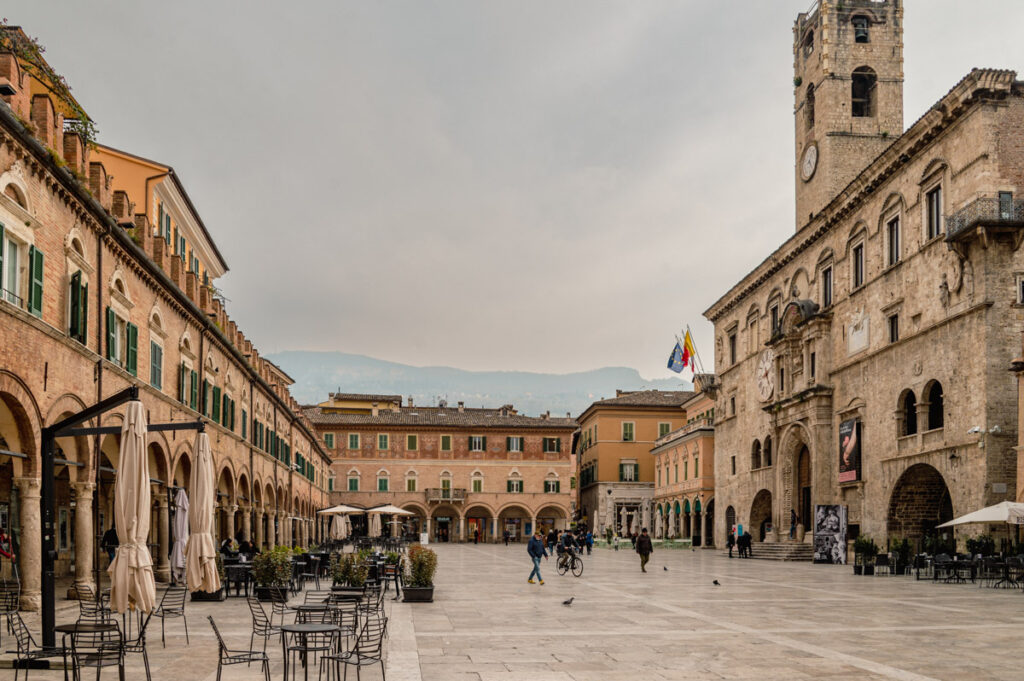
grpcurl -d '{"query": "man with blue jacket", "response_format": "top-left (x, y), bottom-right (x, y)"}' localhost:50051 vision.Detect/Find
top-left (527, 529), bottom-right (548, 585)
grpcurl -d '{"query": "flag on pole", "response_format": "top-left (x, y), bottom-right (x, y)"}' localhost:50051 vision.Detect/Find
top-left (682, 330), bottom-right (697, 371)
top-left (667, 342), bottom-right (685, 373)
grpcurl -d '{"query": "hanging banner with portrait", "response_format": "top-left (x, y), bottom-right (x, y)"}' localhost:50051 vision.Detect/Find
top-left (813, 504), bottom-right (847, 564)
top-left (838, 418), bottom-right (861, 483)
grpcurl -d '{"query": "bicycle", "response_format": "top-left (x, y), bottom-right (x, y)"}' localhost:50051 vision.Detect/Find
top-left (557, 550), bottom-right (584, 577)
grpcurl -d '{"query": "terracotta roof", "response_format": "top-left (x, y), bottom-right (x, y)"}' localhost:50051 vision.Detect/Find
top-left (590, 390), bottom-right (694, 409)
top-left (326, 393), bottom-right (403, 403)
top-left (302, 405), bottom-right (577, 430)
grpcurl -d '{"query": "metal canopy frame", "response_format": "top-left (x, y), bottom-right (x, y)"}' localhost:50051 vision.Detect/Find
top-left (39, 385), bottom-right (205, 647)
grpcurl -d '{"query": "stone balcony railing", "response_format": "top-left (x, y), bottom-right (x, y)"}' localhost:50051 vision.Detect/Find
top-left (425, 487), bottom-right (467, 503)
top-left (946, 195), bottom-right (1024, 240)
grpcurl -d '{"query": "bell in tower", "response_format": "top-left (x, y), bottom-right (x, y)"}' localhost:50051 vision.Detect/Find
top-left (792, 0), bottom-right (904, 231)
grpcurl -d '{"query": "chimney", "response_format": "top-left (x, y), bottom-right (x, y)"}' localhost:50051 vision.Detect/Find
top-left (615, 389), bottom-right (624, 397)
top-left (133, 214), bottom-right (153, 255)
top-left (457, 401), bottom-right (464, 413)
top-left (88, 161), bottom-right (112, 211)
top-left (407, 396), bottom-right (413, 408)
top-left (30, 94), bottom-right (55, 148)
top-left (151, 235), bottom-right (166, 271)
top-left (372, 402), bottom-right (379, 417)
top-left (63, 131), bottom-right (86, 178)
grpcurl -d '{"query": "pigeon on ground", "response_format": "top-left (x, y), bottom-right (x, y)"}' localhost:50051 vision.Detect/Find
top-left (562, 597), bottom-right (574, 606)
top-left (663, 566), bottom-right (668, 571)
top-left (712, 580), bottom-right (721, 586)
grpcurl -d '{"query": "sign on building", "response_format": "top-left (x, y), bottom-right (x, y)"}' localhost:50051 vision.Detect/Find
top-left (838, 418), bottom-right (861, 483)
top-left (813, 505), bottom-right (847, 564)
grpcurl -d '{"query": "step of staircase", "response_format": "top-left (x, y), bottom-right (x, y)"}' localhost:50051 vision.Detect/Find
top-left (721, 541), bottom-right (814, 561)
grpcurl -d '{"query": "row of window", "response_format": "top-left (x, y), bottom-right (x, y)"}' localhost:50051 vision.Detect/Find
top-left (323, 432), bottom-right (562, 454)
top-left (656, 456), bottom-right (702, 487)
top-left (157, 202), bottom-right (207, 287)
top-left (341, 471), bottom-right (563, 494)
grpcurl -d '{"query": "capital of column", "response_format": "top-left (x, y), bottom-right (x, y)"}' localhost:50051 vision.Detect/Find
top-left (230, 504), bottom-right (239, 513)
top-left (153, 492), bottom-right (169, 508)
top-left (14, 476), bottom-right (41, 499)
top-left (71, 481), bottom-right (96, 497)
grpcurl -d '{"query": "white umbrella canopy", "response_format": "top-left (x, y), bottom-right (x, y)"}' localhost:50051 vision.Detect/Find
top-left (369, 514), bottom-right (381, 538)
top-left (318, 503), bottom-right (363, 515)
top-left (366, 504), bottom-right (414, 515)
top-left (630, 511), bottom-right (640, 536)
top-left (937, 501), bottom-right (1024, 527)
top-left (170, 488), bottom-right (189, 584)
top-left (185, 432), bottom-right (221, 593)
top-left (107, 401), bottom-right (157, 614)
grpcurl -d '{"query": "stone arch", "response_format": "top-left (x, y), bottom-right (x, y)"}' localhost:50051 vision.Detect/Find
top-left (47, 397), bottom-right (91, 482)
top-left (788, 266), bottom-right (811, 300)
top-left (171, 446), bottom-right (192, 491)
top-left (725, 505), bottom-right (736, 533)
top-left (217, 464), bottom-right (236, 501)
top-left (887, 463), bottom-right (953, 545)
top-left (897, 388), bottom-right (918, 437)
top-left (264, 482), bottom-right (276, 510)
top-left (923, 379), bottom-right (944, 430)
top-left (703, 498), bottom-right (715, 547)
top-left (751, 439), bottom-right (762, 470)
top-left (750, 489), bottom-right (773, 542)
top-left (919, 157), bottom-right (950, 185)
top-left (0, 167), bottom-right (31, 212)
top-left (146, 440), bottom-right (170, 487)
top-left (0, 370), bottom-right (43, 477)
top-left (237, 472), bottom-right (251, 506)
top-left (778, 421), bottom-right (814, 534)
top-left (851, 65), bottom-right (877, 118)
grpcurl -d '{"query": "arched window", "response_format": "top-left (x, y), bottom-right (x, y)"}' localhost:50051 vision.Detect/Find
top-left (803, 30), bottom-right (814, 57)
top-left (763, 435), bottom-right (773, 467)
top-left (376, 469), bottom-right (390, 492)
top-left (926, 381), bottom-right (944, 430)
top-left (471, 470), bottom-right (484, 493)
top-left (4, 183), bottom-right (27, 209)
top-left (805, 83), bottom-right (815, 129)
top-left (405, 470), bottom-right (418, 492)
top-left (750, 440), bottom-right (762, 470)
top-left (852, 16), bottom-right (870, 43)
top-left (899, 390), bottom-right (918, 436)
top-left (852, 67), bottom-right (877, 118)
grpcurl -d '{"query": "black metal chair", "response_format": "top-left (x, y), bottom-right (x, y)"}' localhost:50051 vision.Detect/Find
top-left (152, 586), bottom-right (189, 647)
top-left (120, 610), bottom-right (153, 681)
top-left (70, 620), bottom-right (123, 681)
top-left (5, 612), bottom-right (64, 681)
top-left (208, 616), bottom-right (270, 681)
top-left (267, 586), bottom-right (295, 628)
top-left (246, 594), bottom-right (280, 656)
top-left (300, 556), bottom-right (321, 590)
top-left (874, 554), bottom-right (892, 576)
top-left (322, 616), bottom-right (387, 681)
top-left (0, 576), bottom-right (20, 646)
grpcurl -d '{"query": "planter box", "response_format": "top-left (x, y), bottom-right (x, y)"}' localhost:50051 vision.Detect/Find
top-left (863, 565), bottom-right (875, 576)
top-left (190, 587), bottom-right (226, 602)
top-left (402, 586), bottom-right (434, 603)
top-left (853, 564), bottom-right (863, 575)
top-left (254, 586), bottom-right (289, 602)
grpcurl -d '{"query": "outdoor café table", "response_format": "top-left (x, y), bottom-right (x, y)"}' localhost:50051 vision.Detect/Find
top-left (280, 622), bottom-right (338, 681)
top-left (293, 603), bottom-right (331, 623)
top-left (54, 621), bottom-right (121, 681)
top-left (225, 563), bottom-right (252, 597)
top-left (992, 562), bottom-right (1019, 588)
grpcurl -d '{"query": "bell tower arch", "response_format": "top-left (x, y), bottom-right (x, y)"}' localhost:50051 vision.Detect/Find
top-left (793, 0), bottom-right (904, 231)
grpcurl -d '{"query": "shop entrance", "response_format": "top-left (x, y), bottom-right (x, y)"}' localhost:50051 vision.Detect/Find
top-left (435, 517), bottom-right (451, 542)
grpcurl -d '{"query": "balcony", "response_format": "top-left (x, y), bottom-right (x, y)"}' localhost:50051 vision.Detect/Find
top-left (946, 195), bottom-right (1024, 243)
top-left (425, 487), bottom-right (467, 503)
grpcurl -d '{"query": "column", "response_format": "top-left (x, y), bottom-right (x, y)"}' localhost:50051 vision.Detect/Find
top-left (229, 504), bottom-right (240, 542)
top-left (425, 517), bottom-right (432, 542)
top-left (267, 511), bottom-right (277, 548)
top-left (255, 509), bottom-right (265, 549)
top-left (71, 482), bottom-right (95, 593)
top-left (458, 516), bottom-right (465, 543)
top-left (15, 477), bottom-right (41, 611)
top-left (530, 516), bottom-right (537, 539)
top-left (242, 507), bottom-right (252, 544)
top-left (698, 511), bottom-right (705, 547)
top-left (154, 490), bottom-right (170, 582)
top-left (490, 517), bottom-right (498, 543)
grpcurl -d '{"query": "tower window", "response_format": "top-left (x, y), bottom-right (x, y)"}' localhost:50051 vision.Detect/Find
top-left (803, 30), bottom-right (814, 57)
top-left (852, 243), bottom-right (865, 289)
top-left (886, 216), bottom-right (901, 266)
top-left (852, 16), bottom-right (870, 43)
top-left (821, 266), bottom-right (833, 308)
top-left (805, 84), bottom-right (815, 129)
top-left (851, 67), bottom-right (877, 118)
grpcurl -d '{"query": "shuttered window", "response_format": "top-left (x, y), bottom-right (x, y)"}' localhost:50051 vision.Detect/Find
top-left (189, 370), bottom-right (198, 410)
top-left (542, 437), bottom-right (561, 453)
top-left (27, 245), bottom-right (43, 317)
top-left (68, 271), bottom-right (88, 343)
top-left (211, 386), bottom-right (221, 424)
top-left (149, 341), bottom-right (162, 389)
top-left (506, 437), bottom-right (523, 452)
top-left (125, 323), bottom-right (138, 376)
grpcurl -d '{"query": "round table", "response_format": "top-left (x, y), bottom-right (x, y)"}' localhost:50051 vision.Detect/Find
top-left (281, 623), bottom-right (339, 681)
top-left (292, 603), bottom-right (329, 623)
top-left (54, 621), bottom-right (121, 681)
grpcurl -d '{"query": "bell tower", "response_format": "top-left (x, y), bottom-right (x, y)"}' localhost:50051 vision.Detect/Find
top-left (793, 0), bottom-right (903, 231)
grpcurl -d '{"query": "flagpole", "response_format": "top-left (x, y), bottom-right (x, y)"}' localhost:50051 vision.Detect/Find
top-left (686, 325), bottom-right (710, 376)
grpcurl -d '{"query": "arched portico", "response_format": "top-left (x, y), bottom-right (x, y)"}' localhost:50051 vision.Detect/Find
top-left (750, 489), bottom-right (773, 542)
top-left (888, 463), bottom-right (954, 550)
top-left (497, 502), bottom-right (532, 542)
top-left (429, 504), bottom-right (462, 543)
top-left (463, 503), bottom-right (495, 543)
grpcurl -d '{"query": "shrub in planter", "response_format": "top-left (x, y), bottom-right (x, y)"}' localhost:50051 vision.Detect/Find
top-left (330, 553), bottom-right (368, 587)
top-left (891, 538), bottom-right (912, 574)
top-left (965, 535), bottom-right (995, 557)
top-left (853, 535), bottom-right (878, 575)
top-left (403, 545), bottom-right (437, 602)
top-left (253, 546), bottom-right (293, 599)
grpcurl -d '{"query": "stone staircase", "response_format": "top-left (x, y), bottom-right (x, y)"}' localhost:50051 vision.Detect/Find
top-left (722, 541), bottom-right (814, 561)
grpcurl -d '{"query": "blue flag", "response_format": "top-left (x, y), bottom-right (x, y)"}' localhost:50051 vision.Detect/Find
top-left (667, 342), bottom-right (685, 373)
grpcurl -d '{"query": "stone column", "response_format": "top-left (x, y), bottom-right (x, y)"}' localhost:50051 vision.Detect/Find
top-left (71, 482), bottom-right (95, 593)
top-left (242, 507), bottom-right (252, 543)
top-left (458, 516), bottom-right (465, 543)
top-left (425, 517), bottom-right (432, 542)
top-left (229, 504), bottom-right (240, 542)
top-left (267, 511), bottom-right (276, 548)
top-left (15, 477), bottom-right (41, 611)
top-left (154, 490), bottom-right (170, 582)
top-left (491, 517), bottom-right (498, 543)
top-left (255, 509), bottom-right (265, 549)
top-left (530, 516), bottom-right (537, 539)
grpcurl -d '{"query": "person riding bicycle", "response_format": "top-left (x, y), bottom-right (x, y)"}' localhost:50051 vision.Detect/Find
top-left (557, 530), bottom-right (577, 569)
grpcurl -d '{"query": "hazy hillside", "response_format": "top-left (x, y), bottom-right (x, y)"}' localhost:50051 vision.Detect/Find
top-left (267, 351), bottom-right (692, 417)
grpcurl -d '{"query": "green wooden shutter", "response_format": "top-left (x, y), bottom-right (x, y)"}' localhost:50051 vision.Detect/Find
top-left (80, 282), bottom-right (88, 343)
top-left (178, 363), bottom-right (186, 402)
top-left (555, 480), bottom-right (561, 493)
top-left (211, 386), bottom-right (221, 423)
top-left (105, 307), bottom-right (116, 360)
top-left (190, 370), bottom-right (198, 409)
top-left (28, 245), bottom-right (43, 317)
top-left (202, 380), bottom-right (210, 416)
top-left (618, 463), bottom-right (624, 481)
top-left (150, 342), bottom-right (162, 388)
top-left (164, 213), bottom-right (171, 244)
top-left (241, 410), bottom-right (247, 439)
top-left (126, 323), bottom-right (138, 376)
top-left (481, 436), bottom-right (487, 451)
top-left (506, 480), bottom-right (512, 493)
top-left (505, 436), bottom-right (511, 451)
top-left (0, 224), bottom-right (4, 281)
top-left (69, 271), bottom-right (82, 339)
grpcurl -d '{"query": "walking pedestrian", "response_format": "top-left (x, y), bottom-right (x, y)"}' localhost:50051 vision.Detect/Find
top-left (789, 509), bottom-right (797, 540)
top-left (474, 528), bottom-right (480, 545)
top-left (727, 531), bottom-right (735, 558)
top-left (745, 531), bottom-right (754, 558)
top-left (585, 530), bottom-right (593, 555)
top-left (630, 532), bottom-right (637, 549)
top-left (503, 529), bottom-right (510, 546)
top-left (636, 528), bottom-right (653, 573)
top-left (527, 530), bottom-right (548, 585)
top-left (613, 534), bottom-right (620, 551)
top-left (101, 524), bottom-right (118, 564)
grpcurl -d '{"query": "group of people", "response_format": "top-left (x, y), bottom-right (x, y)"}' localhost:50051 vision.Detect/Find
top-left (726, 530), bottom-right (754, 558)
top-left (525, 525), bottom-right (596, 584)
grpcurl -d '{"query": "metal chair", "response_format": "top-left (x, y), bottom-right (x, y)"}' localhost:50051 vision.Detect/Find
top-left (70, 620), bottom-right (123, 681)
top-left (152, 586), bottom-right (189, 647)
top-left (121, 611), bottom-right (153, 681)
top-left (322, 616), bottom-right (387, 681)
top-left (303, 590), bottom-right (332, 605)
top-left (208, 616), bottom-right (270, 681)
top-left (358, 584), bottom-right (385, 619)
top-left (267, 586), bottom-right (295, 628)
top-left (246, 594), bottom-right (280, 656)
top-left (0, 576), bottom-right (20, 646)
top-left (5, 612), bottom-right (64, 681)
top-left (874, 554), bottom-right (892, 576)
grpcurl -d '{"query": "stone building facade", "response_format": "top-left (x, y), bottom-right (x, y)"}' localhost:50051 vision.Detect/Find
top-left (650, 389), bottom-right (716, 545)
top-left (0, 29), bottom-right (330, 609)
top-left (576, 390), bottom-right (693, 538)
top-left (305, 394), bottom-right (576, 542)
top-left (705, 0), bottom-right (1022, 555)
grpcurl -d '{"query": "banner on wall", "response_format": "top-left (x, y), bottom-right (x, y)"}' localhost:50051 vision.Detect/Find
top-left (838, 419), bottom-right (861, 483)
top-left (813, 505), bottom-right (847, 564)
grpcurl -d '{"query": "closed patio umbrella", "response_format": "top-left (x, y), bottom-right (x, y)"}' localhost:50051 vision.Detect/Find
top-left (170, 488), bottom-right (189, 584)
top-left (185, 431), bottom-right (220, 593)
top-left (107, 401), bottom-right (157, 614)
top-left (330, 516), bottom-right (344, 540)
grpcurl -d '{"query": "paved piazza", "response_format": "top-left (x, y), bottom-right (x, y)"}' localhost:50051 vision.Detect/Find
top-left (6, 544), bottom-right (1024, 681)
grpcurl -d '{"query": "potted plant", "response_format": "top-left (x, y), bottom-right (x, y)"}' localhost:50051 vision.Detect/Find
top-left (253, 546), bottom-right (293, 601)
top-left (403, 545), bottom-right (437, 602)
top-left (330, 553), bottom-right (368, 587)
top-left (891, 538), bottom-right (912, 575)
top-left (965, 534), bottom-right (995, 558)
top-left (191, 552), bottom-right (227, 601)
top-left (853, 535), bottom-right (878, 575)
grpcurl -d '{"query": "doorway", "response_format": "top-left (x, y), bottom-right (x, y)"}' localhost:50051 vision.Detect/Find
top-left (435, 517), bottom-right (451, 542)
top-left (798, 446), bottom-right (811, 532)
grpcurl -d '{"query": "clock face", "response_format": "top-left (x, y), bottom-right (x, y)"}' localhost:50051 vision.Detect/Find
top-left (757, 349), bottom-right (775, 402)
top-left (801, 143), bottom-right (818, 182)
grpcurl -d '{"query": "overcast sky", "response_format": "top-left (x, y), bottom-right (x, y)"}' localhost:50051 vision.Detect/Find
top-left (9, 1), bottom-right (1024, 379)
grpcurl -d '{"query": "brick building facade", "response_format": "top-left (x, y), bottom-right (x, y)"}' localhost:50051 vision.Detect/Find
top-left (705, 0), bottom-right (1021, 555)
top-left (305, 394), bottom-right (576, 542)
top-left (0, 28), bottom-right (329, 610)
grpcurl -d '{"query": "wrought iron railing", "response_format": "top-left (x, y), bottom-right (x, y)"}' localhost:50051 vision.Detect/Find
top-left (1, 288), bottom-right (23, 307)
top-left (425, 487), bottom-right (466, 503)
top-left (946, 196), bottom-right (1024, 239)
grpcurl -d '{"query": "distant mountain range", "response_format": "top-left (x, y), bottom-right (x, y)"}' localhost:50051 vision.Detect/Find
top-left (266, 351), bottom-right (691, 418)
